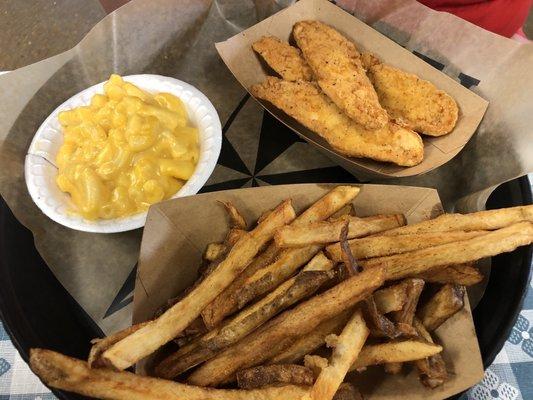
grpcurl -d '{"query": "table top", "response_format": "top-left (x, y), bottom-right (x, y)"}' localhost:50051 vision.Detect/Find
top-left (0, 1), bottom-right (531, 398)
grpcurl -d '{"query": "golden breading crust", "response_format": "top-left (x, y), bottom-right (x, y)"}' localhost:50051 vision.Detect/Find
top-left (293, 21), bottom-right (388, 130)
top-left (362, 53), bottom-right (459, 136)
top-left (252, 36), bottom-right (313, 82)
top-left (251, 77), bottom-right (423, 167)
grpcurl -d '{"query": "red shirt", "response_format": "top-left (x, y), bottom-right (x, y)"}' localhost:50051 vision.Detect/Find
top-left (419, 0), bottom-right (532, 37)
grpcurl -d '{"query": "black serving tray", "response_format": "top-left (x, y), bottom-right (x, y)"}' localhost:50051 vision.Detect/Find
top-left (0, 177), bottom-right (531, 400)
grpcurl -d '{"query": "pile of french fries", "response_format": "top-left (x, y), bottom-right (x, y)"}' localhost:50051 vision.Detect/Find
top-left (29, 186), bottom-right (533, 400)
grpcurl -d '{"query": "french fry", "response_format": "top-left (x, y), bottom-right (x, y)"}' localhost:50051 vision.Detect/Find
top-left (166, 231), bottom-right (249, 334)
top-left (360, 222), bottom-right (533, 280)
top-left (326, 230), bottom-right (486, 262)
top-left (413, 318), bottom-right (448, 388)
top-left (180, 231), bottom-right (248, 308)
top-left (219, 201), bottom-right (247, 230)
top-left (275, 214), bottom-right (405, 247)
top-left (79, 191), bottom-right (532, 396)
top-left (257, 209), bottom-right (272, 224)
top-left (154, 253), bottom-right (335, 379)
top-left (269, 311), bottom-right (352, 364)
top-left (102, 199), bottom-right (296, 371)
top-left (202, 242), bottom-right (279, 329)
top-left (236, 244), bottom-right (322, 309)
top-left (294, 186), bottom-right (360, 223)
top-left (373, 283), bottom-right (408, 314)
top-left (349, 340), bottom-right (443, 371)
top-left (225, 228), bottom-right (247, 246)
top-left (197, 229), bottom-right (245, 282)
top-left (306, 309), bottom-right (369, 400)
top-left (30, 349), bottom-right (310, 400)
top-left (415, 348), bottom-right (448, 388)
top-left (384, 279), bottom-right (425, 372)
top-left (418, 284), bottom-right (465, 331)
top-left (413, 319), bottom-right (435, 344)
top-left (178, 247), bottom-right (284, 352)
top-left (382, 205), bottom-right (533, 236)
top-left (236, 364), bottom-right (314, 389)
top-left (391, 279), bottom-right (425, 325)
top-left (172, 318), bottom-right (207, 346)
top-left (236, 187), bottom-right (362, 309)
top-left (338, 221), bottom-right (360, 276)
top-left (164, 228), bottom-right (269, 343)
top-left (363, 296), bottom-right (399, 339)
top-left (88, 322), bottom-right (149, 368)
top-left (205, 243), bottom-right (228, 262)
top-left (210, 252), bottom-right (335, 349)
top-left (395, 322), bottom-right (418, 337)
top-left (330, 203), bottom-right (356, 219)
top-left (333, 383), bottom-right (363, 400)
top-left (414, 263), bottom-right (483, 286)
top-left (304, 355), bottom-right (329, 378)
top-left (187, 267), bottom-right (385, 387)
top-left (322, 207), bottom-right (356, 281)
top-left (201, 185), bottom-right (360, 328)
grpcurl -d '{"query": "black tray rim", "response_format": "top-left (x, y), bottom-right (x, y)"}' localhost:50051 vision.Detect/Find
top-left (477, 176), bottom-right (532, 367)
top-left (0, 177), bottom-right (531, 400)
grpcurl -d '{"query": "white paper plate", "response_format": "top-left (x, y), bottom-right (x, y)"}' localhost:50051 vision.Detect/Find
top-left (25, 74), bottom-right (221, 233)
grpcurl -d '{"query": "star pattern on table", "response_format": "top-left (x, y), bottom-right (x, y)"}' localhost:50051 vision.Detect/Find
top-left (202, 95), bottom-right (358, 192)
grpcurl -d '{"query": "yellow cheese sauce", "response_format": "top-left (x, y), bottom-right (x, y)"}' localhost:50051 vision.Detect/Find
top-left (56, 74), bottom-right (199, 220)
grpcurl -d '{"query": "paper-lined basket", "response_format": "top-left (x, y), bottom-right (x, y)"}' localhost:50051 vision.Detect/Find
top-left (215, 0), bottom-right (488, 179)
top-left (133, 183), bottom-right (484, 399)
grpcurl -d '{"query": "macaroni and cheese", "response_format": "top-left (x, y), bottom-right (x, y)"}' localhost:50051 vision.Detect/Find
top-left (56, 74), bottom-right (199, 220)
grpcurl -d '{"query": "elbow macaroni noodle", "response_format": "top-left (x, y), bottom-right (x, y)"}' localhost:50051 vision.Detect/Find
top-left (55, 74), bottom-right (199, 220)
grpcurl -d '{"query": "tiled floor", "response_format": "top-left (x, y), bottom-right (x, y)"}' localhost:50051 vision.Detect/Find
top-left (0, 0), bottom-right (105, 70)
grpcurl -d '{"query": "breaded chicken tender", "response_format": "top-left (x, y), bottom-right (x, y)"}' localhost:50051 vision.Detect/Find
top-left (293, 21), bottom-right (388, 130)
top-left (252, 36), bottom-right (313, 82)
top-left (251, 77), bottom-right (423, 167)
top-left (362, 53), bottom-right (459, 136)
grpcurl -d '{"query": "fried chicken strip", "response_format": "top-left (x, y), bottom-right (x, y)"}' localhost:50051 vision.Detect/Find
top-left (362, 53), bottom-right (458, 136)
top-left (253, 36), bottom-right (313, 81)
top-left (293, 20), bottom-right (388, 129)
top-left (251, 77), bottom-right (423, 167)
